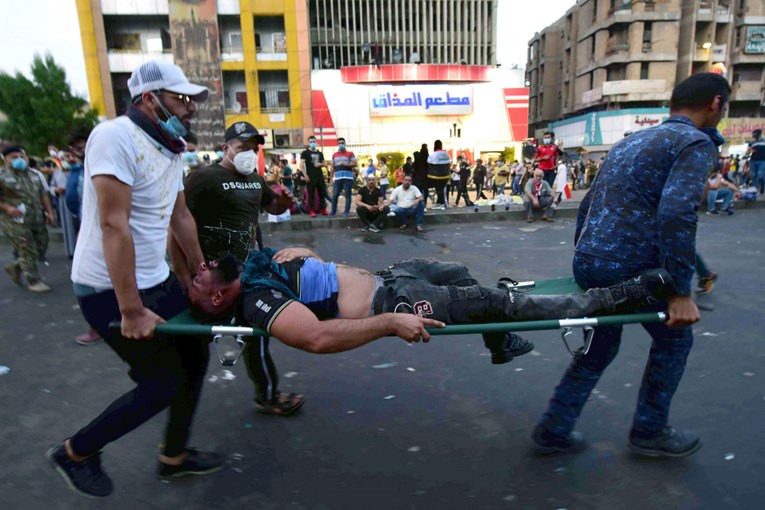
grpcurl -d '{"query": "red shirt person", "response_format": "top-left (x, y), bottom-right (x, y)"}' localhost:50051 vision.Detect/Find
top-left (534, 131), bottom-right (559, 187)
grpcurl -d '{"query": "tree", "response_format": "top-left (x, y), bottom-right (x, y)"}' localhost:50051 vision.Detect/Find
top-left (0, 53), bottom-right (98, 156)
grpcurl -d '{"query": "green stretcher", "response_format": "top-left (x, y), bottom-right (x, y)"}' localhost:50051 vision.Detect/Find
top-left (113, 277), bottom-right (667, 366)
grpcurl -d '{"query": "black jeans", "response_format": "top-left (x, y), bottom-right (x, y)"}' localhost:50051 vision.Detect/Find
top-left (454, 181), bottom-right (472, 206)
top-left (372, 259), bottom-right (614, 348)
top-left (306, 173), bottom-right (328, 212)
top-left (70, 274), bottom-right (209, 457)
top-left (357, 205), bottom-right (390, 227)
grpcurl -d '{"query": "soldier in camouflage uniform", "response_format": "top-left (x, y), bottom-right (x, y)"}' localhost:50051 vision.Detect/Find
top-left (0, 145), bottom-right (56, 292)
top-left (532, 73), bottom-right (731, 458)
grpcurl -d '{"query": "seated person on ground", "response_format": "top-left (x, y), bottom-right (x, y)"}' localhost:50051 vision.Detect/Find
top-left (185, 248), bottom-right (677, 364)
top-left (524, 169), bottom-right (555, 223)
top-left (385, 175), bottom-right (425, 232)
top-left (356, 174), bottom-right (390, 232)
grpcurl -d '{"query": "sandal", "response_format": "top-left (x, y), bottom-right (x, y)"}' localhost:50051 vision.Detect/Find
top-left (255, 392), bottom-right (305, 416)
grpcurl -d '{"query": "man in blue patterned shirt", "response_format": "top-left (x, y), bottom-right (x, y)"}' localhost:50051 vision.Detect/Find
top-left (533, 73), bottom-right (730, 458)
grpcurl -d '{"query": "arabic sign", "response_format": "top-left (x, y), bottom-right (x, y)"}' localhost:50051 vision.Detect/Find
top-left (168, 0), bottom-right (226, 148)
top-left (744, 27), bottom-right (765, 54)
top-left (718, 118), bottom-right (765, 143)
top-left (369, 85), bottom-right (473, 117)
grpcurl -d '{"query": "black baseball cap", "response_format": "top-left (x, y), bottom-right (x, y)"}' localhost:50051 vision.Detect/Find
top-left (224, 122), bottom-right (265, 144)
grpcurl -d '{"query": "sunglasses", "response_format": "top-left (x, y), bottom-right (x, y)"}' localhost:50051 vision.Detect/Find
top-left (160, 90), bottom-right (193, 105)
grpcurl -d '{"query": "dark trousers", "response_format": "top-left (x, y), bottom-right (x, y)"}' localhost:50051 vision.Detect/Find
top-left (243, 336), bottom-right (279, 402)
top-left (306, 173), bottom-right (328, 212)
top-left (70, 274), bottom-right (209, 457)
top-left (428, 178), bottom-right (448, 205)
top-left (357, 205), bottom-right (390, 227)
top-left (454, 181), bottom-right (472, 206)
top-left (475, 182), bottom-right (488, 200)
top-left (413, 178), bottom-right (429, 203)
top-left (372, 259), bottom-right (614, 351)
top-left (537, 253), bottom-right (693, 439)
top-left (543, 170), bottom-right (556, 188)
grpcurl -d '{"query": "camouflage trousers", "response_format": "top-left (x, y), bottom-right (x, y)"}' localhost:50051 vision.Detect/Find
top-left (537, 252), bottom-right (693, 439)
top-left (1, 220), bottom-right (48, 282)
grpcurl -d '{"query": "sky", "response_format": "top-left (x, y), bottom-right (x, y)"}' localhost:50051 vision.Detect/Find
top-left (0, 0), bottom-right (575, 102)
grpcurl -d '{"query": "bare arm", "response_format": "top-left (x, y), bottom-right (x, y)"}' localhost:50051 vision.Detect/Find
top-left (270, 302), bottom-right (444, 354)
top-left (167, 234), bottom-right (192, 289)
top-left (93, 175), bottom-right (165, 340)
top-left (41, 193), bottom-right (55, 225)
top-left (169, 191), bottom-right (204, 273)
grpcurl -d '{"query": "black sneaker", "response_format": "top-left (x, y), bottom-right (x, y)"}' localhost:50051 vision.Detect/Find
top-left (158, 448), bottom-right (224, 478)
top-left (628, 427), bottom-right (702, 458)
top-left (531, 426), bottom-right (587, 455)
top-left (47, 443), bottom-right (113, 498)
top-left (608, 269), bottom-right (677, 312)
top-left (368, 224), bottom-right (381, 233)
top-left (484, 332), bottom-right (534, 364)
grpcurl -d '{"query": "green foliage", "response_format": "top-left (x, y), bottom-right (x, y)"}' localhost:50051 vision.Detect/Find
top-left (0, 53), bottom-right (98, 156)
top-left (376, 151), bottom-right (405, 171)
top-left (501, 146), bottom-right (515, 163)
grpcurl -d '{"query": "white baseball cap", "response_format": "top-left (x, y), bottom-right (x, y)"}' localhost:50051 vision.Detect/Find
top-left (128, 61), bottom-right (209, 102)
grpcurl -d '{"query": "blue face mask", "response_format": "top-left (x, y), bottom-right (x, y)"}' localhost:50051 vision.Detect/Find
top-left (11, 158), bottom-right (27, 171)
top-left (152, 93), bottom-right (187, 140)
top-left (309, 142), bottom-right (317, 149)
top-left (338, 144), bottom-right (346, 151)
top-left (215, 150), bottom-right (224, 159)
top-left (543, 138), bottom-right (552, 145)
top-left (182, 151), bottom-right (198, 165)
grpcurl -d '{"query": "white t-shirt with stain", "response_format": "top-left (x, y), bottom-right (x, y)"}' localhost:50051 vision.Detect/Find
top-left (71, 116), bottom-right (184, 290)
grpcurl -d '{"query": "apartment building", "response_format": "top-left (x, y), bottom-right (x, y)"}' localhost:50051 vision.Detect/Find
top-left (307, 0), bottom-right (497, 69)
top-left (76, 0), bottom-right (311, 148)
top-left (527, 0), bottom-right (765, 149)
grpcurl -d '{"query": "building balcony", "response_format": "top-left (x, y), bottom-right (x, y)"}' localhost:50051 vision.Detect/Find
top-left (712, 43), bottom-right (727, 61)
top-left (256, 32), bottom-right (288, 62)
top-left (606, 40), bottom-right (630, 56)
top-left (731, 80), bottom-right (764, 102)
top-left (107, 50), bottom-right (173, 73)
top-left (259, 87), bottom-right (290, 114)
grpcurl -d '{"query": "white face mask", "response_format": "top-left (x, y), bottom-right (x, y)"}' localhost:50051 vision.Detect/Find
top-left (232, 149), bottom-right (257, 175)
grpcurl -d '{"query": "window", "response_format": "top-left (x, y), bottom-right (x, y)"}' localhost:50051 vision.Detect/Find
top-left (643, 22), bottom-right (652, 43)
top-left (640, 62), bottom-right (649, 79)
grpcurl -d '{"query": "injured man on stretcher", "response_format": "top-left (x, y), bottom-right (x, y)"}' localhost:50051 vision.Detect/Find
top-left (183, 247), bottom-right (677, 364)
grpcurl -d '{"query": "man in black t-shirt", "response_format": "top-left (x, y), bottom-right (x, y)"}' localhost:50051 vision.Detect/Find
top-left (355, 174), bottom-right (390, 232)
top-left (172, 121), bottom-right (305, 416)
top-left (300, 136), bottom-right (330, 216)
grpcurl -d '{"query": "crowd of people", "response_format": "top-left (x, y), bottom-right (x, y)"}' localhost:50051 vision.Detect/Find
top-left (0, 60), bottom-right (755, 500)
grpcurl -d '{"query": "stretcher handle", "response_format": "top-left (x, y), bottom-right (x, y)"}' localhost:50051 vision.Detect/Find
top-left (109, 312), bottom-right (666, 338)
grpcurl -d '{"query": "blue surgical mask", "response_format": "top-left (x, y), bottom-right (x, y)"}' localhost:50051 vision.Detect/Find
top-left (182, 151), bottom-right (198, 165)
top-left (309, 142), bottom-right (317, 149)
top-left (11, 158), bottom-right (27, 171)
top-left (61, 161), bottom-right (71, 170)
top-left (215, 150), bottom-right (224, 159)
top-left (543, 137), bottom-right (552, 145)
top-left (151, 93), bottom-right (187, 140)
top-left (338, 144), bottom-right (346, 151)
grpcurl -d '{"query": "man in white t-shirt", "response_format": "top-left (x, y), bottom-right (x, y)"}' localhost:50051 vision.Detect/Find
top-left (386, 175), bottom-right (425, 232)
top-left (48, 61), bottom-right (222, 499)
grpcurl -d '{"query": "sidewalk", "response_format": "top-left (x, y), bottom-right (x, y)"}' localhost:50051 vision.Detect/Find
top-left (13, 188), bottom-right (764, 242)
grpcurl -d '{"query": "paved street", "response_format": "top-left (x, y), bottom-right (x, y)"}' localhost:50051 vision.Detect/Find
top-left (1, 209), bottom-right (763, 510)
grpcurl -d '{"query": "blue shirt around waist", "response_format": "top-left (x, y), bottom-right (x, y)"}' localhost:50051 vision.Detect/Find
top-left (574, 115), bottom-right (722, 295)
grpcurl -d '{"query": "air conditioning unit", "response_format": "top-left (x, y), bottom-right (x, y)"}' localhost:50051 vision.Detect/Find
top-left (274, 134), bottom-right (291, 148)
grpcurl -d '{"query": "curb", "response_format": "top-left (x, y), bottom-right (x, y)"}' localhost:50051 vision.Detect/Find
top-left (6, 198), bottom-right (763, 243)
